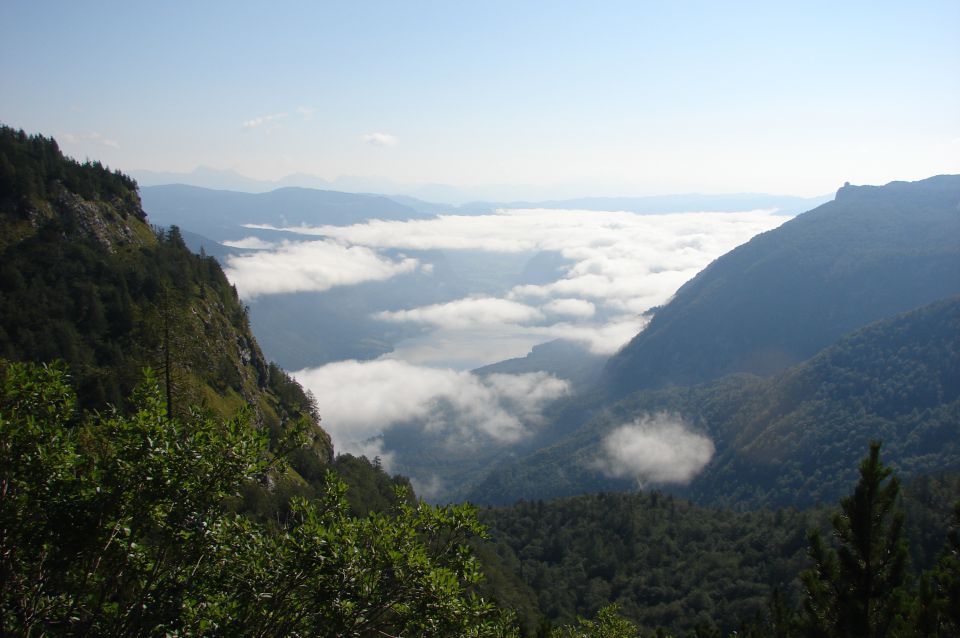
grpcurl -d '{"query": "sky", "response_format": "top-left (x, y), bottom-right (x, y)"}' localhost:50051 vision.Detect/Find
top-left (2, 0), bottom-right (958, 200)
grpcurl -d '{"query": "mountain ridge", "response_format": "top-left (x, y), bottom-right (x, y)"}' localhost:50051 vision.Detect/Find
top-left (0, 125), bottom-right (333, 462)
top-left (603, 174), bottom-right (960, 397)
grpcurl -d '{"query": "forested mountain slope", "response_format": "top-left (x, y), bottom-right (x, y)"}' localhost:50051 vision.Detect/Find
top-left (469, 296), bottom-right (960, 508)
top-left (604, 175), bottom-right (960, 396)
top-left (687, 294), bottom-right (960, 508)
top-left (0, 125), bottom-right (332, 464)
top-left (482, 490), bottom-right (816, 636)
top-left (479, 471), bottom-right (960, 637)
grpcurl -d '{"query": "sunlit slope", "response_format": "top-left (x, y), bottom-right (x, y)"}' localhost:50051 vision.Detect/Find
top-left (0, 126), bottom-right (332, 462)
top-left (604, 175), bottom-right (960, 396)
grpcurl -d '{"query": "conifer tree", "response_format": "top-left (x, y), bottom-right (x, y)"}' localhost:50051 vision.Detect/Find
top-left (801, 442), bottom-right (911, 638)
top-left (925, 502), bottom-right (960, 635)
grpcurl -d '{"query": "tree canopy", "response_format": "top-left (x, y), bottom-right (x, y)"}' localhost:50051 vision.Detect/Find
top-left (0, 361), bottom-right (516, 637)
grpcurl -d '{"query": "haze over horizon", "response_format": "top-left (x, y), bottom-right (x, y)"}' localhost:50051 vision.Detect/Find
top-left (2, 1), bottom-right (958, 202)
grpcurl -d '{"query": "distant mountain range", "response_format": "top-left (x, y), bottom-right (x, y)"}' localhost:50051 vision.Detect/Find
top-left (132, 166), bottom-right (497, 203)
top-left (401, 192), bottom-right (831, 217)
top-left (132, 166), bottom-right (832, 212)
top-left (140, 184), bottom-right (429, 242)
top-left (140, 183), bottom-right (834, 249)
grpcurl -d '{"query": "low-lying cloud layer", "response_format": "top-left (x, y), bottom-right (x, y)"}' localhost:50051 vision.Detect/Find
top-left (293, 359), bottom-right (570, 456)
top-left (375, 297), bottom-right (545, 329)
top-left (593, 414), bottom-right (715, 486)
top-left (287, 209), bottom-right (777, 294)
top-left (229, 208), bottom-right (786, 360)
top-left (224, 239), bottom-right (420, 298)
top-left (224, 209), bottom-right (770, 492)
top-left (543, 298), bottom-right (597, 318)
top-left (222, 236), bottom-right (278, 250)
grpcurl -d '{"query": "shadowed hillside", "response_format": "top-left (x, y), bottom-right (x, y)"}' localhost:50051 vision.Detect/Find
top-left (469, 296), bottom-right (960, 509)
top-left (604, 175), bottom-right (960, 396)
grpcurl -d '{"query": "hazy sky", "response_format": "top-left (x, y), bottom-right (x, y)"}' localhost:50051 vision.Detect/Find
top-left (2, 0), bottom-right (958, 198)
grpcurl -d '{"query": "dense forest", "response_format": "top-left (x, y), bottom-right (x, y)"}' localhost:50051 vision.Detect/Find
top-left (479, 468), bottom-right (960, 636)
top-left (2, 126), bottom-right (960, 636)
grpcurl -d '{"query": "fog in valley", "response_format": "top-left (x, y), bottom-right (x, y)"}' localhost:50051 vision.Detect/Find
top-left (220, 206), bottom-right (787, 497)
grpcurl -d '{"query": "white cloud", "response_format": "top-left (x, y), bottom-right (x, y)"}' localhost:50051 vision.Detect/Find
top-left (409, 474), bottom-right (446, 501)
top-left (375, 297), bottom-right (545, 329)
top-left (238, 208), bottom-right (785, 362)
top-left (384, 329), bottom-right (548, 369)
top-left (242, 112), bottom-right (288, 129)
top-left (361, 132), bottom-right (399, 147)
top-left (293, 359), bottom-right (569, 451)
top-left (542, 298), bottom-right (596, 318)
top-left (223, 239), bottom-right (420, 298)
top-left (221, 236), bottom-right (278, 250)
top-left (267, 210), bottom-right (784, 315)
top-left (592, 414), bottom-right (714, 485)
top-left (296, 106), bottom-right (316, 119)
top-left (530, 315), bottom-right (649, 355)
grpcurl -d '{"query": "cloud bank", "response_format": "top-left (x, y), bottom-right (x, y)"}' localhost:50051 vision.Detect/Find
top-left (375, 297), bottom-right (545, 329)
top-left (293, 359), bottom-right (569, 453)
top-left (222, 236), bottom-right (278, 250)
top-left (224, 209), bottom-right (786, 366)
top-left (223, 239), bottom-right (420, 298)
top-left (263, 209), bottom-right (783, 316)
top-left (593, 414), bottom-right (714, 485)
top-left (542, 298), bottom-right (596, 318)
top-left (233, 208), bottom-right (785, 360)
top-left (529, 315), bottom-right (648, 355)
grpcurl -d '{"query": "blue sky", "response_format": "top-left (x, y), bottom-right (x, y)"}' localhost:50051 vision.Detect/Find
top-left (2, 0), bottom-right (958, 198)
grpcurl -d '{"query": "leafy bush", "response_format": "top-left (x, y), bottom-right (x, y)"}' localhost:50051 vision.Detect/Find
top-left (0, 361), bottom-right (516, 637)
